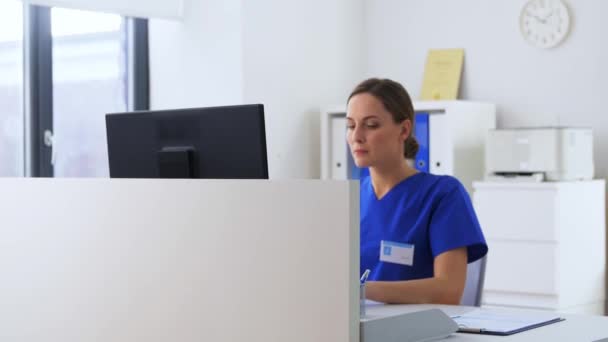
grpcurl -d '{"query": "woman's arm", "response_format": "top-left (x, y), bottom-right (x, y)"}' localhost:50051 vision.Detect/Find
top-left (364, 247), bottom-right (468, 305)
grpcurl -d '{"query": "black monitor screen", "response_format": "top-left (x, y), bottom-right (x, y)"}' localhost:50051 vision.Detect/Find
top-left (106, 104), bottom-right (268, 179)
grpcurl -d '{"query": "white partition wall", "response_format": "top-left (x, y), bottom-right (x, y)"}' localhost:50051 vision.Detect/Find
top-left (0, 179), bottom-right (359, 342)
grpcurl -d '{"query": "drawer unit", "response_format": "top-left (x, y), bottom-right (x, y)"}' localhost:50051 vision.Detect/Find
top-left (473, 180), bottom-right (606, 315)
top-left (474, 187), bottom-right (557, 241)
top-left (484, 241), bottom-right (558, 295)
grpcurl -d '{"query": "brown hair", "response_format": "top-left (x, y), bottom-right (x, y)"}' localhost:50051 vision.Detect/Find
top-left (347, 78), bottom-right (419, 159)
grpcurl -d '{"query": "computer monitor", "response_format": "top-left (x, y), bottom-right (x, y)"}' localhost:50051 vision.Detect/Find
top-left (105, 104), bottom-right (268, 179)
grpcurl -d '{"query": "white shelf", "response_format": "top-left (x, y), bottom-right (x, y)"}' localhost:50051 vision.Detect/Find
top-left (321, 101), bottom-right (496, 194)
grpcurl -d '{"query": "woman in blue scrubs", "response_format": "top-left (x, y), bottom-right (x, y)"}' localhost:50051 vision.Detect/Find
top-left (347, 78), bottom-right (488, 304)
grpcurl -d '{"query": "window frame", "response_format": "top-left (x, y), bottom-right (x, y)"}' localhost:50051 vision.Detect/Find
top-left (23, 3), bottom-right (149, 177)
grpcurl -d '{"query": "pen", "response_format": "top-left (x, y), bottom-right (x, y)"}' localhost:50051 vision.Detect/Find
top-left (458, 327), bottom-right (484, 334)
top-left (360, 269), bottom-right (371, 284)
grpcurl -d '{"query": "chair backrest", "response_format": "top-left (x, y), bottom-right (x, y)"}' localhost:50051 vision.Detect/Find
top-left (460, 255), bottom-right (487, 306)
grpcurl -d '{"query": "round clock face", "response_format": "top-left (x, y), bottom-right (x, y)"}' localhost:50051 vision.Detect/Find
top-left (520, 0), bottom-right (571, 49)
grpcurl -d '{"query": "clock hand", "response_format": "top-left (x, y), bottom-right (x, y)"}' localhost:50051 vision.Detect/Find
top-left (526, 11), bottom-right (546, 23)
top-left (542, 9), bottom-right (556, 21)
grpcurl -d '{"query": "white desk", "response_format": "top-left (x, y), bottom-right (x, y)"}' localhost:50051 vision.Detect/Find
top-left (365, 302), bottom-right (608, 341)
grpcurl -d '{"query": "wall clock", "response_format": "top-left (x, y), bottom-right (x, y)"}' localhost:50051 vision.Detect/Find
top-left (520, 0), bottom-right (571, 49)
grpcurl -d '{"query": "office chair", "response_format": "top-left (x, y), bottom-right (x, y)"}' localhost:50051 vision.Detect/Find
top-left (460, 255), bottom-right (487, 307)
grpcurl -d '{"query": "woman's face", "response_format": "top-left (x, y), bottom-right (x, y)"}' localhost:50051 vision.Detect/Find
top-left (346, 93), bottom-right (410, 168)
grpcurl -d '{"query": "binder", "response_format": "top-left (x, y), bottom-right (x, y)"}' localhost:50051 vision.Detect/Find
top-left (452, 308), bottom-right (565, 336)
top-left (331, 116), bottom-right (348, 179)
top-left (347, 150), bottom-right (365, 179)
top-left (414, 112), bottom-right (429, 173)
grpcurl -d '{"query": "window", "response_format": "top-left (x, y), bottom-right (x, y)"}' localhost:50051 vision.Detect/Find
top-left (51, 8), bottom-right (128, 177)
top-left (0, 1), bottom-right (24, 176)
top-left (0, 4), bottom-right (148, 177)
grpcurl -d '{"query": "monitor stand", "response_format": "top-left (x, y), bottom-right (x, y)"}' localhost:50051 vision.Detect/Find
top-left (158, 146), bottom-right (195, 178)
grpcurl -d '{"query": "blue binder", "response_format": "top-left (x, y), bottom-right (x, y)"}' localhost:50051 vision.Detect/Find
top-left (347, 150), bottom-right (368, 179)
top-left (414, 112), bottom-right (430, 173)
top-left (347, 150), bottom-right (360, 179)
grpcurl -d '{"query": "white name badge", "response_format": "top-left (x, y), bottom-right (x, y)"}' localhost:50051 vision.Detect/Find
top-left (379, 240), bottom-right (414, 266)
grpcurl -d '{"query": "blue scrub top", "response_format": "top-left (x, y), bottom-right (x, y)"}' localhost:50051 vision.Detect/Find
top-left (360, 172), bottom-right (488, 281)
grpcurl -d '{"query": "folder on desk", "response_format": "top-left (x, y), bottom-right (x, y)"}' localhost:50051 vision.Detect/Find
top-left (452, 308), bottom-right (565, 336)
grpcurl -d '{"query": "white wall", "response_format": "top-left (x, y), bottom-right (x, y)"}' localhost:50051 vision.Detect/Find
top-left (242, 1), bottom-right (365, 178)
top-left (150, 0), bottom-right (608, 181)
top-left (365, 0), bottom-right (608, 180)
top-left (150, 0), bottom-right (365, 179)
top-left (149, 0), bottom-right (243, 110)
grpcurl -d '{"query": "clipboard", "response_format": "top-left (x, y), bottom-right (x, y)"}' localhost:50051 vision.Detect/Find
top-left (452, 308), bottom-right (566, 336)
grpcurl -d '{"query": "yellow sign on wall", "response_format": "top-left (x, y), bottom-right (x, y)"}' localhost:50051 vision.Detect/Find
top-left (420, 49), bottom-right (464, 100)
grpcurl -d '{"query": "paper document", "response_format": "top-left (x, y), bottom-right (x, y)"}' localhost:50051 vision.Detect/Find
top-left (452, 308), bottom-right (564, 336)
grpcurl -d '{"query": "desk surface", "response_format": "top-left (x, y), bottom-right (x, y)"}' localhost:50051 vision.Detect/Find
top-left (365, 302), bottom-right (608, 341)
